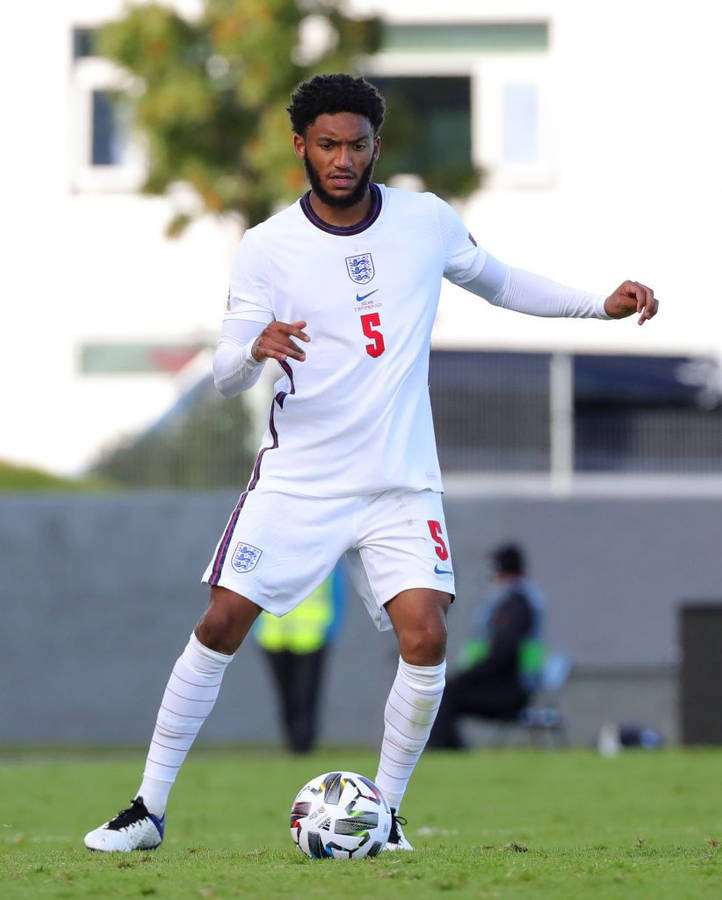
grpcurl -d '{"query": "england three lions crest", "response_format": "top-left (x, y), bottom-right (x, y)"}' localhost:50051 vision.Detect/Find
top-left (231, 542), bottom-right (262, 573)
top-left (345, 253), bottom-right (375, 284)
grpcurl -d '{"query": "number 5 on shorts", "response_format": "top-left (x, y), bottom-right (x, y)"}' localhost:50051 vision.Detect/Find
top-left (427, 520), bottom-right (448, 560)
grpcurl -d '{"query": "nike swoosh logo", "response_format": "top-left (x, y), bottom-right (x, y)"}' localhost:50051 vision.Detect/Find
top-left (434, 565), bottom-right (453, 575)
top-left (356, 289), bottom-right (379, 302)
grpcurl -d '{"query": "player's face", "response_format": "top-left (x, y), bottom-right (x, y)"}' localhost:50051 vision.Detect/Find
top-left (294, 112), bottom-right (379, 208)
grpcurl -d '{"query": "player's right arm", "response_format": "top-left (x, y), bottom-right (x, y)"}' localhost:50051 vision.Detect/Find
top-left (250, 320), bottom-right (309, 364)
top-left (213, 319), bottom-right (310, 398)
top-left (214, 231), bottom-right (309, 397)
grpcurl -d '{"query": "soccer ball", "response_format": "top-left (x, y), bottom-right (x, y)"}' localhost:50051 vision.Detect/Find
top-left (289, 771), bottom-right (392, 859)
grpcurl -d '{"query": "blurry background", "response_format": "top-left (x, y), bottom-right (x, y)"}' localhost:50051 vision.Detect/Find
top-left (2, 0), bottom-right (722, 750)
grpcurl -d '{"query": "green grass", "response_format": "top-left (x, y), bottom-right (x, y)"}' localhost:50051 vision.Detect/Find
top-left (1, 747), bottom-right (720, 898)
top-left (0, 460), bottom-right (111, 491)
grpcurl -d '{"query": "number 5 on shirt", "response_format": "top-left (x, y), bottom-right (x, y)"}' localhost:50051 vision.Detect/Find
top-left (360, 312), bottom-right (385, 358)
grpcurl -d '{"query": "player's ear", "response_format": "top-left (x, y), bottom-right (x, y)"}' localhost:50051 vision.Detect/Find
top-left (293, 133), bottom-right (306, 160)
top-left (372, 135), bottom-right (381, 160)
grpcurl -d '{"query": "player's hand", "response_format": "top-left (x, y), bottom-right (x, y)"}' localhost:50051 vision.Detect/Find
top-left (251, 320), bottom-right (310, 363)
top-left (603, 281), bottom-right (659, 325)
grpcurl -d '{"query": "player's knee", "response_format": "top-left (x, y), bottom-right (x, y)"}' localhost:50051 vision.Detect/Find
top-left (195, 609), bottom-right (237, 653)
top-left (195, 588), bottom-right (259, 654)
top-left (399, 621), bottom-right (447, 666)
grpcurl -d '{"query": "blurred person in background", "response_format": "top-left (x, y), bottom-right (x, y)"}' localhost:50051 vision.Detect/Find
top-left (428, 543), bottom-right (544, 749)
top-left (253, 567), bottom-right (345, 754)
top-left (84, 73), bottom-right (658, 855)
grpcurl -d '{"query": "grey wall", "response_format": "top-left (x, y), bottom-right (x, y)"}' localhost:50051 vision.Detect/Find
top-left (2, 491), bottom-right (721, 747)
top-left (444, 494), bottom-right (722, 668)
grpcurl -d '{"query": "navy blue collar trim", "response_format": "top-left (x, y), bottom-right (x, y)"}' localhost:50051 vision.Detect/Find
top-left (300, 183), bottom-right (382, 236)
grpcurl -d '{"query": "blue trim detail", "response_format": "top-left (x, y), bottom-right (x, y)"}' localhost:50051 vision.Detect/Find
top-left (150, 813), bottom-right (165, 841)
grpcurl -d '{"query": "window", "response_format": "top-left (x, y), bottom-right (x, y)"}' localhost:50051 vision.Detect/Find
top-left (502, 83), bottom-right (539, 164)
top-left (91, 91), bottom-right (131, 166)
top-left (475, 55), bottom-right (553, 188)
top-left (72, 27), bottom-right (96, 60)
top-left (80, 343), bottom-right (206, 374)
top-left (69, 25), bottom-right (145, 191)
top-left (366, 22), bottom-right (554, 192)
top-left (368, 76), bottom-right (477, 197)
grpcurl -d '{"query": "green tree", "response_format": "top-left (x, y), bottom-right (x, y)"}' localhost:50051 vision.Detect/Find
top-left (98, 0), bottom-right (382, 234)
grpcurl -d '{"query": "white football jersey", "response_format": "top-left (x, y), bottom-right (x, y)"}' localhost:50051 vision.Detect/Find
top-left (225, 183), bottom-right (486, 497)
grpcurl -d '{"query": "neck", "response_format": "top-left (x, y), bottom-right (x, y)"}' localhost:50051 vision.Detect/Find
top-left (307, 187), bottom-right (373, 228)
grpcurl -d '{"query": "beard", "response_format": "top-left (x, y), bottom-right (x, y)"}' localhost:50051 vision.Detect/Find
top-left (303, 155), bottom-right (376, 208)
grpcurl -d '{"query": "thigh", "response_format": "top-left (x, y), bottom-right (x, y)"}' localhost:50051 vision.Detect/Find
top-left (348, 489), bottom-right (456, 631)
top-left (201, 488), bottom-right (352, 616)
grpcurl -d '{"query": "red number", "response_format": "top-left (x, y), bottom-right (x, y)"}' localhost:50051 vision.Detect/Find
top-left (427, 520), bottom-right (448, 560)
top-left (361, 312), bottom-right (385, 358)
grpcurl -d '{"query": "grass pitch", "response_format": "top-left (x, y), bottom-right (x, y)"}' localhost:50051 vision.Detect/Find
top-left (1, 746), bottom-right (720, 898)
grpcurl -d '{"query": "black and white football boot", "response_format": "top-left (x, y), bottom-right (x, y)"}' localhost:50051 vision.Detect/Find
top-left (385, 808), bottom-right (414, 851)
top-left (84, 797), bottom-right (165, 852)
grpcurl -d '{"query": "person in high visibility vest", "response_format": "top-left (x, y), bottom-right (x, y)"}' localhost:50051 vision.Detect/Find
top-left (428, 543), bottom-right (544, 749)
top-left (253, 567), bottom-right (345, 753)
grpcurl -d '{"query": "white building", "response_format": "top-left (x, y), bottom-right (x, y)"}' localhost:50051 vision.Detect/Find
top-left (2, 0), bottom-right (720, 475)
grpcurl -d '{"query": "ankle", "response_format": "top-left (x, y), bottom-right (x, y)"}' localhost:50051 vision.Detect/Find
top-left (136, 778), bottom-right (171, 818)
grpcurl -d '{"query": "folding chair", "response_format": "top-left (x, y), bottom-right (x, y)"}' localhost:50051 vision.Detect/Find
top-left (516, 652), bottom-right (573, 747)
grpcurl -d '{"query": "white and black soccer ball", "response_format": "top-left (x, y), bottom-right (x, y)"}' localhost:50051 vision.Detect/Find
top-left (290, 771), bottom-right (392, 859)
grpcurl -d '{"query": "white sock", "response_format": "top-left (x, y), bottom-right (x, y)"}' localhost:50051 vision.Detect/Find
top-left (374, 657), bottom-right (446, 813)
top-left (136, 633), bottom-right (233, 816)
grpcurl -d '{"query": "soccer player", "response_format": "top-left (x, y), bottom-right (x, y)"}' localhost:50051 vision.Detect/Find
top-left (84, 73), bottom-right (658, 853)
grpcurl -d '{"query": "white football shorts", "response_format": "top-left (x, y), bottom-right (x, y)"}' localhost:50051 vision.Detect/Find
top-left (201, 487), bottom-right (455, 631)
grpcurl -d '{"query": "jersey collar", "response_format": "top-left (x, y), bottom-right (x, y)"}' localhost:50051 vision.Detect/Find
top-left (299, 183), bottom-right (382, 236)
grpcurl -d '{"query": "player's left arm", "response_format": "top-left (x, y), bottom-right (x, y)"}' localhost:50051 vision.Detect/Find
top-left (602, 280), bottom-right (659, 324)
top-left (436, 194), bottom-right (659, 323)
top-left (459, 258), bottom-right (659, 323)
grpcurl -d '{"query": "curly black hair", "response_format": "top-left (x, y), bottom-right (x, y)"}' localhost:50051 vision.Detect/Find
top-left (287, 73), bottom-right (385, 135)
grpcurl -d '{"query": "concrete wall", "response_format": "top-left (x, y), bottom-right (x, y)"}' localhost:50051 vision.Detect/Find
top-left (2, 491), bottom-right (721, 747)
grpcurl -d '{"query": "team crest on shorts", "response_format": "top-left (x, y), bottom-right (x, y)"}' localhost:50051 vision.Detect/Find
top-left (345, 253), bottom-right (375, 284)
top-left (231, 542), bottom-right (262, 573)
